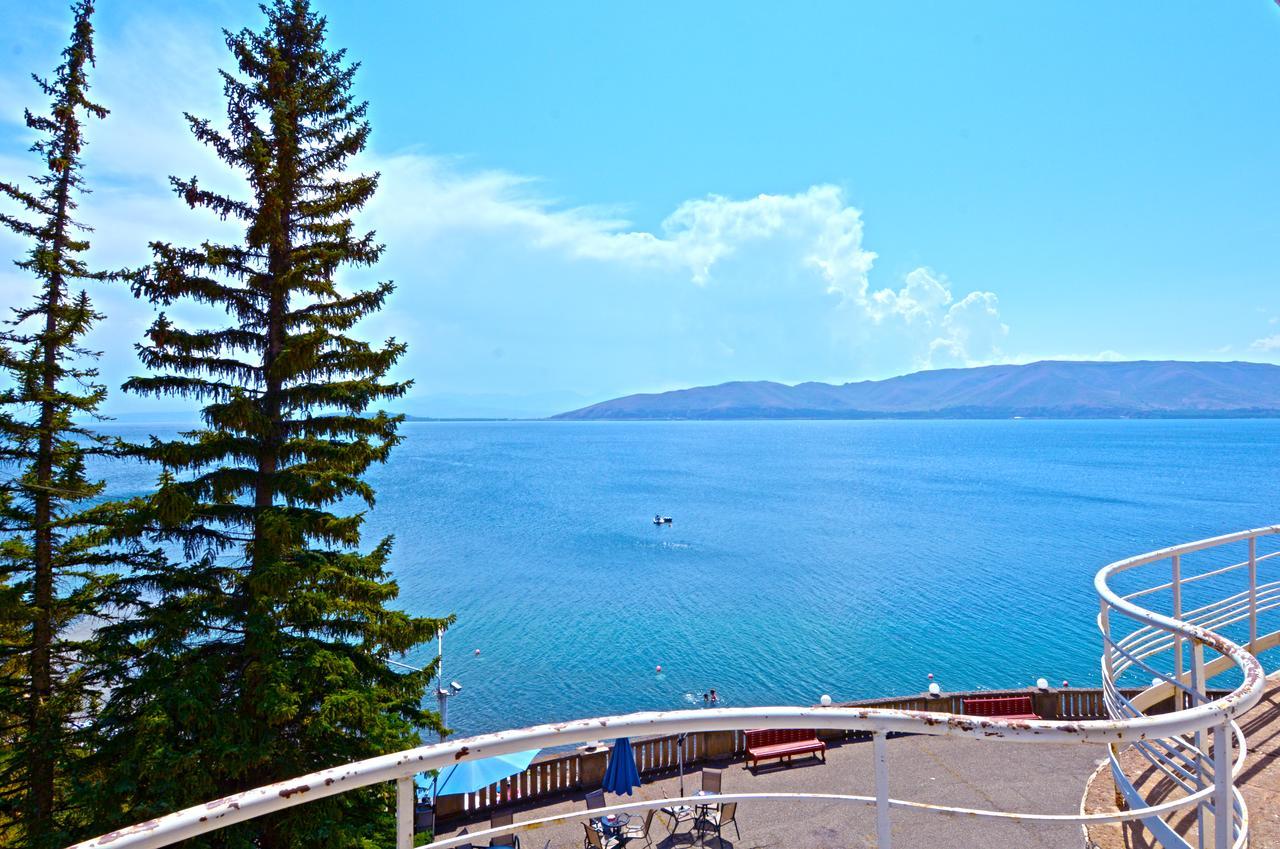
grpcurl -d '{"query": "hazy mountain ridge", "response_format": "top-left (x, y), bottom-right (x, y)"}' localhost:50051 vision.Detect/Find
top-left (553, 361), bottom-right (1280, 420)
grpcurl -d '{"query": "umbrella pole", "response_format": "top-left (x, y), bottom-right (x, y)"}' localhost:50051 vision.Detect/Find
top-left (677, 733), bottom-right (685, 797)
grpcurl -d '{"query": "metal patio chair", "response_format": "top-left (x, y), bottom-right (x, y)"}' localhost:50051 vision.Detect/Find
top-left (698, 802), bottom-right (740, 846)
top-left (622, 808), bottom-right (657, 848)
top-left (487, 810), bottom-right (520, 849)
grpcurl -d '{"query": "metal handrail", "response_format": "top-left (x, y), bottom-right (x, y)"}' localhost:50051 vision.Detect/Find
top-left (1110, 584), bottom-right (1280, 677)
top-left (65, 526), bottom-right (1277, 849)
top-left (1123, 549), bottom-right (1280, 600)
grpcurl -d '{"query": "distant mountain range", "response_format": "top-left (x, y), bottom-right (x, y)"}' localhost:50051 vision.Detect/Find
top-left (553, 361), bottom-right (1280, 420)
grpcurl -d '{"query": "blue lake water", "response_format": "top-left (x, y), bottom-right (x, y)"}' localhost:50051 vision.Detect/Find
top-left (97, 419), bottom-right (1280, 736)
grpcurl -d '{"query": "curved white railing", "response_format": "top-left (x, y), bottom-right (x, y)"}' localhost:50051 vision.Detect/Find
top-left (67, 527), bottom-right (1277, 849)
top-left (1094, 525), bottom-right (1280, 849)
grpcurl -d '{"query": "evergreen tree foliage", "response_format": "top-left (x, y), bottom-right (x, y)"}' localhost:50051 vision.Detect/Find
top-left (0, 5), bottom-right (137, 847)
top-left (87, 3), bottom-right (451, 846)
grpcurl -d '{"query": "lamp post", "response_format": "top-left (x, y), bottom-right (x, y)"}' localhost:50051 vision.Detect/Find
top-left (430, 630), bottom-right (463, 814)
top-left (388, 630), bottom-right (461, 743)
top-left (434, 630), bottom-right (463, 744)
top-left (388, 631), bottom-right (461, 827)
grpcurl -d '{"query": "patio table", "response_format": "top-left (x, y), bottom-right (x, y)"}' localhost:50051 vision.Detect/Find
top-left (692, 791), bottom-right (720, 845)
top-left (595, 813), bottom-right (631, 841)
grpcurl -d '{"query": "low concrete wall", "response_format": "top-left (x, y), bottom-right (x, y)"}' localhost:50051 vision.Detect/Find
top-left (433, 685), bottom-right (1153, 823)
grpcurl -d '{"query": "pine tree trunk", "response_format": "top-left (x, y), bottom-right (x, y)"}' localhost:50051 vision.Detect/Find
top-left (247, 274), bottom-right (283, 835)
top-left (30, 137), bottom-right (75, 840)
top-left (247, 78), bottom-right (296, 849)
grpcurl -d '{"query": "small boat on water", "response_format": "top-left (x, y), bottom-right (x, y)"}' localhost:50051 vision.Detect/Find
top-left (653, 515), bottom-right (673, 525)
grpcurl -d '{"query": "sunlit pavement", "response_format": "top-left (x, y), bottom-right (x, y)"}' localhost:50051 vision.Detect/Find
top-left (438, 732), bottom-right (1104, 849)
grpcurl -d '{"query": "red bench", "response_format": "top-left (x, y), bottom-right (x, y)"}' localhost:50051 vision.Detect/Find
top-left (743, 728), bottom-right (827, 770)
top-left (961, 695), bottom-right (1041, 720)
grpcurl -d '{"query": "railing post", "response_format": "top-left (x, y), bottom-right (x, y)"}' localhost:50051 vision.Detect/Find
top-left (1248, 536), bottom-right (1258, 654)
top-left (1213, 721), bottom-right (1232, 849)
top-left (1172, 555), bottom-right (1183, 703)
top-left (396, 775), bottom-right (415, 849)
top-left (1191, 640), bottom-right (1207, 849)
top-left (873, 731), bottom-right (892, 849)
top-left (1098, 595), bottom-right (1128, 809)
top-left (1099, 598), bottom-right (1115, 711)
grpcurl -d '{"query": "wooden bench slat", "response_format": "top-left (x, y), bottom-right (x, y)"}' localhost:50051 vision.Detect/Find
top-left (961, 695), bottom-right (1041, 719)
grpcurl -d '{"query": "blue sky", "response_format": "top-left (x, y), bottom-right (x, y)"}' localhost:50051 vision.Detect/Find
top-left (3, 1), bottom-right (1280, 416)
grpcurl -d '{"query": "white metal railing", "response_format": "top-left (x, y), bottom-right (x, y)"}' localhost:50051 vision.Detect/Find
top-left (64, 526), bottom-right (1277, 849)
top-left (1096, 525), bottom-right (1280, 849)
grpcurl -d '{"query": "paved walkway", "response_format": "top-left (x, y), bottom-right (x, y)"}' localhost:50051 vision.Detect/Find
top-left (438, 733), bottom-right (1105, 849)
top-left (1083, 672), bottom-right (1280, 849)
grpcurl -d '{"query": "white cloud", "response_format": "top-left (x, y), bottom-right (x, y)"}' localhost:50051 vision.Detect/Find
top-left (864, 267), bottom-right (1008, 367)
top-left (659, 186), bottom-right (877, 288)
top-left (2, 7), bottom-right (1014, 404)
top-left (871, 267), bottom-right (952, 323)
top-left (1251, 335), bottom-right (1280, 352)
top-left (368, 165), bottom-right (880, 291)
top-left (367, 161), bottom-right (1009, 371)
top-left (932, 291), bottom-right (1009, 366)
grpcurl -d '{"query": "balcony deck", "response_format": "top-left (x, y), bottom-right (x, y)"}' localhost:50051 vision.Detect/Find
top-left (437, 731), bottom-right (1104, 849)
top-left (1084, 671), bottom-right (1280, 849)
top-left (61, 525), bottom-right (1280, 849)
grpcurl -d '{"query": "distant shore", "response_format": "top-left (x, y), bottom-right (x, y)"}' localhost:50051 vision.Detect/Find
top-left (554, 360), bottom-right (1280, 420)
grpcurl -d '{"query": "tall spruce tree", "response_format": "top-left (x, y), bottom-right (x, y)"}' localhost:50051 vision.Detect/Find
top-left (0, 4), bottom-right (133, 847)
top-left (87, 2), bottom-right (450, 846)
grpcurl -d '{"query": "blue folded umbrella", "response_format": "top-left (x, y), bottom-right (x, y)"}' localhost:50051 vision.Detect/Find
top-left (602, 737), bottom-right (642, 796)
top-left (416, 749), bottom-right (540, 800)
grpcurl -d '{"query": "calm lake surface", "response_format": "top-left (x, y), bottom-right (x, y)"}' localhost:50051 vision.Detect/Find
top-left (98, 419), bottom-right (1280, 736)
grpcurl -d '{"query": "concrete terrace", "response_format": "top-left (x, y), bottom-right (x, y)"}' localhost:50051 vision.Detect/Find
top-left (434, 674), bottom-right (1280, 849)
top-left (437, 733), bottom-right (1105, 849)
